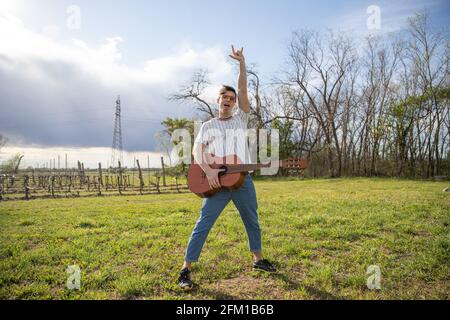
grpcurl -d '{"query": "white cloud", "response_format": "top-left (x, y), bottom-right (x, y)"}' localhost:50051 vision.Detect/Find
top-left (42, 24), bottom-right (62, 38)
top-left (0, 12), bottom-right (234, 160)
top-left (144, 47), bottom-right (232, 84)
top-left (330, 0), bottom-right (445, 37)
top-left (0, 13), bottom-right (232, 87)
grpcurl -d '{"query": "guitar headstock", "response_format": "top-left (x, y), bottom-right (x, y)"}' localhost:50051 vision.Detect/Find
top-left (280, 158), bottom-right (309, 169)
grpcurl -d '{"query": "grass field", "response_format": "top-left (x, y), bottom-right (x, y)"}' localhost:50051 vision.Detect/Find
top-left (0, 178), bottom-right (448, 300)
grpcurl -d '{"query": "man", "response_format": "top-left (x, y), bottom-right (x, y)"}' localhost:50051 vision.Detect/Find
top-left (178, 45), bottom-right (276, 290)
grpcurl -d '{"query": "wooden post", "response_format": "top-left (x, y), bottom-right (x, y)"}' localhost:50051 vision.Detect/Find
top-left (98, 162), bottom-right (103, 187)
top-left (81, 162), bottom-right (85, 184)
top-left (133, 157), bottom-right (136, 189)
top-left (161, 157), bottom-right (166, 186)
top-left (117, 176), bottom-right (122, 195)
top-left (175, 175), bottom-right (180, 193)
top-left (24, 175), bottom-right (30, 200)
top-left (136, 159), bottom-right (144, 195)
top-left (0, 175), bottom-right (3, 201)
top-left (77, 161), bottom-right (82, 185)
top-left (97, 162), bottom-right (102, 196)
top-left (156, 175), bottom-right (161, 194)
top-left (51, 176), bottom-right (55, 198)
top-left (118, 161), bottom-right (123, 195)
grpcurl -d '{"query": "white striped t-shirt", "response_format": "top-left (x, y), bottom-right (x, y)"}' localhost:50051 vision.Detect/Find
top-left (194, 107), bottom-right (254, 166)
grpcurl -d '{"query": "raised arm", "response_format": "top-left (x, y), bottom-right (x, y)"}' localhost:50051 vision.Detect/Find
top-left (230, 45), bottom-right (250, 113)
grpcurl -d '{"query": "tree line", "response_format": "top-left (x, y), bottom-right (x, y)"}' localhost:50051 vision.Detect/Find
top-left (164, 13), bottom-right (449, 178)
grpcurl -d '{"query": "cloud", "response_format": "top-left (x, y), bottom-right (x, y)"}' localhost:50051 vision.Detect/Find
top-left (330, 0), bottom-right (446, 37)
top-left (0, 13), bottom-right (233, 154)
top-left (144, 47), bottom-right (232, 84)
top-left (42, 24), bottom-right (62, 38)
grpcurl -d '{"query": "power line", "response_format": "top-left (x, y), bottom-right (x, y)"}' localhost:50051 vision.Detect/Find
top-left (110, 96), bottom-right (123, 168)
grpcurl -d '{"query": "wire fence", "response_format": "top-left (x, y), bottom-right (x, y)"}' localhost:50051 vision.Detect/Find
top-left (0, 165), bottom-right (188, 201)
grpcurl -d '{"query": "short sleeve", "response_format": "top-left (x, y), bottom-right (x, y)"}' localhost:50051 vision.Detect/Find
top-left (233, 107), bottom-right (250, 124)
top-left (193, 123), bottom-right (209, 146)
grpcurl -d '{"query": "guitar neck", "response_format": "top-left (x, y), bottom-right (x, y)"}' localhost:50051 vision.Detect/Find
top-left (225, 163), bottom-right (273, 174)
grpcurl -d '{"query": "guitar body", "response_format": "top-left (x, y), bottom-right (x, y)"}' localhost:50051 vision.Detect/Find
top-left (187, 154), bottom-right (247, 198)
top-left (187, 153), bottom-right (309, 198)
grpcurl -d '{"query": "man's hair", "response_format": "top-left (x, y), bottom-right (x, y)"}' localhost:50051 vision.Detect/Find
top-left (219, 85), bottom-right (237, 98)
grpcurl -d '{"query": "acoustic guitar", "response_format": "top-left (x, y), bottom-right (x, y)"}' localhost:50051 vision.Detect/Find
top-left (187, 153), bottom-right (308, 198)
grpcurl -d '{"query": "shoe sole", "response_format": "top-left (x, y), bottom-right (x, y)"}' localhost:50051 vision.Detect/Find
top-left (179, 283), bottom-right (194, 290)
top-left (253, 266), bottom-right (277, 273)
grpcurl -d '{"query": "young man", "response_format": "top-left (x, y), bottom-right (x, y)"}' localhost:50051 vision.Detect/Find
top-left (178, 45), bottom-right (276, 290)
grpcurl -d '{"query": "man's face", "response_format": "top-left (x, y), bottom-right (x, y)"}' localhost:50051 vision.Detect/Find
top-left (217, 91), bottom-right (237, 113)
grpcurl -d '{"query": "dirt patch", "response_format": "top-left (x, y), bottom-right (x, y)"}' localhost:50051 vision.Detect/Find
top-left (202, 274), bottom-right (289, 299)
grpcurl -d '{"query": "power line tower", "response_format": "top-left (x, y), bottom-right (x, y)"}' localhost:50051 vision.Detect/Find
top-left (110, 95), bottom-right (123, 168)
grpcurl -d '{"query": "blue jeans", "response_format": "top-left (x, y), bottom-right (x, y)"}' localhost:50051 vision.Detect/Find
top-left (184, 173), bottom-right (262, 262)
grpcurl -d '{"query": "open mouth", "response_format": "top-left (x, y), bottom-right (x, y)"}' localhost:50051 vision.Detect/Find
top-left (224, 104), bottom-right (230, 107)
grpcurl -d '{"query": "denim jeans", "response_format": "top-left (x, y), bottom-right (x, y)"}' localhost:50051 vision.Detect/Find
top-left (184, 173), bottom-right (262, 262)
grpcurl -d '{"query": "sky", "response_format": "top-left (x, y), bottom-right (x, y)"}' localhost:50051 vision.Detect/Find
top-left (0, 0), bottom-right (449, 168)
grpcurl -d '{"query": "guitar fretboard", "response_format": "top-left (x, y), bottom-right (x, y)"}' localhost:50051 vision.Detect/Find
top-left (223, 163), bottom-right (273, 173)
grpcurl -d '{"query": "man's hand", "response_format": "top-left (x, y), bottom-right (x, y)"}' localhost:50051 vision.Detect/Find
top-left (205, 168), bottom-right (226, 190)
top-left (229, 45), bottom-right (250, 113)
top-left (229, 45), bottom-right (245, 63)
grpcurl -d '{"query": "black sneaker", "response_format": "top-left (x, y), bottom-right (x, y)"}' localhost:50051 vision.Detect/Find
top-left (178, 268), bottom-right (193, 290)
top-left (253, 259), bottom-right (277, 273)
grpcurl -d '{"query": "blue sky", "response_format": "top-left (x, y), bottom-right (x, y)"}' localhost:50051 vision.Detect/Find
top-left (10, 0), bottom-right (450, 78)
top-left (0, 0), bottom-right (448, 168)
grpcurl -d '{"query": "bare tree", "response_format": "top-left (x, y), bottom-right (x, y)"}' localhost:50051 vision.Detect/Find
top-left (168, 69), bottom-right (216, 119)
top-left (280, 29), bottom-right (357, 177)
top-left (165, 12), bottom-right (449, 179)
top-left (0, 153), bottom-right (23, 174)
top-left (0, 134), bottom-right (7, 153)
top-left (275, 12), bottom-right (448, 178)
top-left (406, 12), bottom-right (449, 176)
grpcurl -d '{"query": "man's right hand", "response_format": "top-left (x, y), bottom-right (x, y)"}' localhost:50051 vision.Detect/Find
top-left (205, 168), bottom-right (226, 190)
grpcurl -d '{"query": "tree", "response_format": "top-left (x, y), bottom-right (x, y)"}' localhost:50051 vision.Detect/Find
top-left (168, 69), bottom-right (216, 119)
top-left (281, 29), bottom-right (357, 177)
top-left (157, 117), bottom-right (195, 173)
top-left (0, 153), bottom-right (24, 174)
top-left (406, 11), bottom-right (449, 177)
top-left (0, 134), bottom-right (7, 153)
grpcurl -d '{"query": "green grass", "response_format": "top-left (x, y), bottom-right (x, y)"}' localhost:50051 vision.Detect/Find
top-left (0, 178), bottom-right (448, 300)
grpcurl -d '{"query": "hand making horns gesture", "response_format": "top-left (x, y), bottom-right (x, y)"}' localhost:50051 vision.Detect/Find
top-left (229, 45), bottom-right (245, 63)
